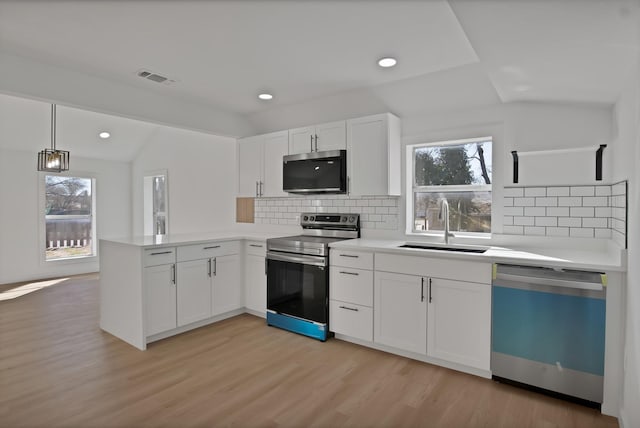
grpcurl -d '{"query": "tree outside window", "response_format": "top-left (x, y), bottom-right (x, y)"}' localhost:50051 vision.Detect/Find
top-left (412, 139), bottom-right (492, 234)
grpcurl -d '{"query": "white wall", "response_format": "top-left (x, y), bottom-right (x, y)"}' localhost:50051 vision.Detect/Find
top-left (611, 61), bottom-right (640, 428)
top-left (131, 126), bottom-right (237, 236)
top-left (0, 148), bottom-right (131, 284)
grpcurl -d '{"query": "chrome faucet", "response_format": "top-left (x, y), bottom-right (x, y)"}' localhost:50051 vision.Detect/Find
top-left (438, 198), bottom-right (455, 245)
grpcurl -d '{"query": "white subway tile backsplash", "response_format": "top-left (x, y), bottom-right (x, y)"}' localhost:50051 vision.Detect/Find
top-left (514, 197), bottom-right (535, 207)
top-left (503, 225), bottom-right (524, 234)
top-left (612, 182), bottom-right (626, 195)
top-left (570, 207), bottom-right (594, 217)
top-left (595, 229), bottom-right (612, 238)
top-left (504, 188), bottom-right (524, 197)
top-left (558, 197), bottom-right (582, 207)
top-left (254, 195), bottom-right (399, 230)
top-left (582, 196), bottom-right (608, 207)
top-left (504, 207), bottom-right (524, 216)
top-left (525, 207), bottom-right (546, 216)
top-left (582, 217), bottom-right (608, 228)
top-left (525, 187), bottom-right (546, 197)
top-left (535, 197), bottom-right (557, 207)
top-left (503, 216), bottom-right (514, 226)
top-left (570, 228), bottom-right (594, 238)
top-left (524, 226), bottom-right (546, 235)
top-left (595, 207), bottom-right (612, 218)
top-left (504, 197), bottom-right (514, 207)
top-left (558, 217), bottom-right (582, 227)
top-left (595, 186), bottom-right (611, 196)
top-left (570, 186), bottom-right (595, 197)
top-left (546, 207), bottom-right (569, 217)
top-left (546, 227), bottom-right (569, 237)
top-left (513, 216), bottom-right (534, 226)
top-left (547, 187), bottom-right (570, 197)
top-left (535, 217), bottom-right (557, 227)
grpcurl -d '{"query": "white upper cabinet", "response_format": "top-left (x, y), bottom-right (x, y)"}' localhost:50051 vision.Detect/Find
top-left (262, 131), bottom-right (289, 197)
top-left (347, 113), bottom-right (401, 196)
top-left (237, 131), bottom-right (288, 197)
top-left (288, 120), bottom-right (346, 155)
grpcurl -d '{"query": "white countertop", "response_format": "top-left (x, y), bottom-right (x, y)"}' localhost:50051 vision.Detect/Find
top-left (101, 231), bottom-right (282, 248)
top-left (329, 238), bottom-right (626, 272)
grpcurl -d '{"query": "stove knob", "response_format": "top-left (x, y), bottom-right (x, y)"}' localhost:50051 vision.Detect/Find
top-left (349, 216), bottom-right (356, 223)
top-left (310, 216), bottom-right (315, 221)
top-left (341, 216), bottom-right (347, 222)
top-left (303, 215), bottom-right (308, 221)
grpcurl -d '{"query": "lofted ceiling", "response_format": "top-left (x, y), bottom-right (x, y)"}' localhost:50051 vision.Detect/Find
top-left (0, 0), bottom-right (638, 158)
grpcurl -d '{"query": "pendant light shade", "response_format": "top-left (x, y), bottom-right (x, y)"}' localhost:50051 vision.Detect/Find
top-left (37, 104), bottom-right (70, 172)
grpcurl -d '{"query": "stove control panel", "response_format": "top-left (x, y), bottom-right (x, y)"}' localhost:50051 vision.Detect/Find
top-left (300, 212), bottom-right (359, 228)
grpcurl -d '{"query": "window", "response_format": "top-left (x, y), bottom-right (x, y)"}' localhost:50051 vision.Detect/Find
top-left (44, 175), bottom-right (96, 261)
top-left (143, 171), bottom-right (168, 236)
top-left (408, 137), bottom-right (492, 235)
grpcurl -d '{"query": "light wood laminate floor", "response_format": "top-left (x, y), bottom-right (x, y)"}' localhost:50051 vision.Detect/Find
top-left (0, 274), bottom-right (618, 428)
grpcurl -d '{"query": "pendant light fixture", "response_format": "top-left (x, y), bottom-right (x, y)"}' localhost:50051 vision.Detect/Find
top-left (37, 104), bottom-right (70, 172)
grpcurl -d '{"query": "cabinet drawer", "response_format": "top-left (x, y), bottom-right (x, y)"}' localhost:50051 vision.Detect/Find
top-left (245, 240), bottom-right (266, 257)
top-left (143, 247), bottom-right (176, 267)
top-left (330, 249), bottom-right (373, 270)
top-left (330, 300), bottom-right (373, 342)
top-left (330, 267), bottom-right (373, 306)
top-left (177, 240), bottom-right (240, 262)
top-left (375, 253), bottom-right (491, 284)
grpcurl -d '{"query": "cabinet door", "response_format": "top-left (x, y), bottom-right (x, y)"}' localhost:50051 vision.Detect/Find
top-left (176, 259), bottom-right (212, 326)
top-left (238, 135), bottom-right (263, 197)
top-left (347, 113), bottom-right (400, 196)
top-left (427, 278), bottom-right (491, 370)
top-left (244, 254), bottom-right (267, 314)
top-left (212, 254), bottom-right (242, 316)
top-left (144, 264), bottom-right (177, 336)
top-left (262, 131), bottom-right (289, 197)
top-left (374, 271), bottom-right (427, 355)
top-left (315, 120), bottom-right (346, 152)
top-left (288, 126), bottom-right (315, 155)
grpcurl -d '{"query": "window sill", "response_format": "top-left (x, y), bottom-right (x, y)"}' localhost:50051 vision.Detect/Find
top-left (45, 255), bottom-right (98, 265)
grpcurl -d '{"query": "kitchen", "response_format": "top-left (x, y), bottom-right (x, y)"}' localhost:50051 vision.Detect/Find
top-left (0, 1), bottom-right (638, 427)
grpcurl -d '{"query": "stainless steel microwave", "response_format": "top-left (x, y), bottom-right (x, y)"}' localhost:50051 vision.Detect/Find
top-left (283, 150), bottom-right (347, 194)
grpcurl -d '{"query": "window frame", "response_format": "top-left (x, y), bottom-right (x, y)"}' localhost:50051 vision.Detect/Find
top-left (39, 171), bottom-right (98, 265)
top-left (406, 136), bottom-right (493, 237)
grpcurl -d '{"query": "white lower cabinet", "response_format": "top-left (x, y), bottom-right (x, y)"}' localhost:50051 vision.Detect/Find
top-left (373, 271), bottom-right (427, 355)
top-left (212, 254), bottom-right (242, 316)
top-left (144, 263), bottom-right (177, 336)
top-left (330, 301), bottom-right (373, 341)
top-left (176, 259), bottom-right (212, 326)
top-left (427, 277), bottom-right (491, 370)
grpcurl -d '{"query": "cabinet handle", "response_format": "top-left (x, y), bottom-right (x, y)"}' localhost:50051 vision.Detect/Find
top-left (339, 305), bottom-right (359, 312)
top-left (429, 278), bottom-right (432, 303)
top-left (339, 254), bottom-right (359, 258)
top-left (203, 245), bottom-right (221, 250)
top-left (314, 134), bottom-right (318, 152)
top-left (339, 271), bottom-right (359, 276)
top-left (150, 251), bottom-right (172, 256)
top-left (259, 181), bottom-right (263, 197)
top-left (421, 277), bottom-right (425, 302)
top-left (347, 176), bottom-right (351, 195)
top-left (171, 264), bottom-right (176, 284)
top-left (255, 181), bottom-right (259, 197)
top-left (208, 258), bottom-right (212, 277)
top-left (213, 257), bottom-right (217, 276)
top-left (265, 258), bottom-right (268, 275)
top-left (249, 244), bottom-right (263, 248)
top-left (310, 135), bottom-right (313, 152)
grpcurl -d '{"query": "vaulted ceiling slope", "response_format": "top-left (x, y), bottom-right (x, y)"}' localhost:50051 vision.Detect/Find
top-left (0, 1), bottom-right (638, 155)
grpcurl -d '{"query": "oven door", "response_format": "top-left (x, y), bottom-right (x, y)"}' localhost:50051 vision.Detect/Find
top-left (266, 251), bottom-right (328, 324)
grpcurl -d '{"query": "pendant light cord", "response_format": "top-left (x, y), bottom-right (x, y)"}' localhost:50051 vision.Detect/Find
top-left (51, 104), bottom-right (56, 150)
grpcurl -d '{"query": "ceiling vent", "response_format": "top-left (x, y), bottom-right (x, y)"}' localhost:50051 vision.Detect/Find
top-left (136, 69), bottom-right (176, 85)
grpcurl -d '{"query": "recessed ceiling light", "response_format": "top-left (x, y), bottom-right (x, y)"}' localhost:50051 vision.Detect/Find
top-left (377, 57), bottom-right (397, 68)
top-left (258, 93), bottom-right (273, 100)
top-left (99, 132), bottom-right (111, 139)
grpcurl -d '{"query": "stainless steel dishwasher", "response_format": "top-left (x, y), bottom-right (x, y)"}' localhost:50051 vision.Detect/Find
top-left (491, 264), bottom-right (606, 405)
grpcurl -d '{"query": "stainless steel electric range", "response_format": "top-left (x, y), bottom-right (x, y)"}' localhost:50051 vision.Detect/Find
top-left (266, 213), bottom-right (360, 341)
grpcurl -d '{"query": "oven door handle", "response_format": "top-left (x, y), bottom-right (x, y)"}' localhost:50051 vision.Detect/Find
top-left (266, 251), bottom-right (327, 267)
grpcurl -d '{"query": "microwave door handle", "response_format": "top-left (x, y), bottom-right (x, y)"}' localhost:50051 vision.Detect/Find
top-left (314, 134), bottom-right (318, 152)
top-left (310, 135), bottom-right (313, 152)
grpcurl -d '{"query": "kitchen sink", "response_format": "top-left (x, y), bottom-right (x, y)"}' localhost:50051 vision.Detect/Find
top-left (398, 243), bottom-right (489, 254)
